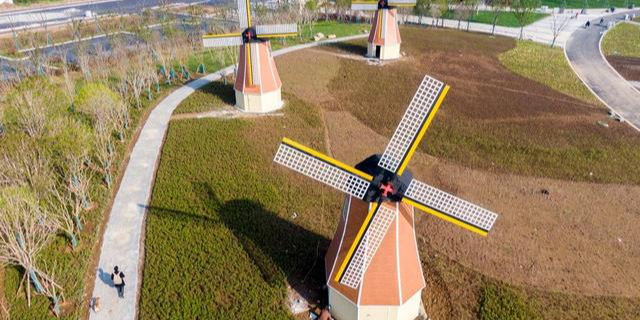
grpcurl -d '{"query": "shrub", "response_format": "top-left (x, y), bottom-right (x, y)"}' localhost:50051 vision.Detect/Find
top-left (479, 283), bottom-right (539, 320)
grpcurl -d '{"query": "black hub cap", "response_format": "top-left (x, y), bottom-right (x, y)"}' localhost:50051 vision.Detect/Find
top-left (355, 154), bottom-right (412, 203)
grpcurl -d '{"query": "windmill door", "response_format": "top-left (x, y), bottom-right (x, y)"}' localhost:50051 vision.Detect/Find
top-left (375, 46), bottom-right (381, 58)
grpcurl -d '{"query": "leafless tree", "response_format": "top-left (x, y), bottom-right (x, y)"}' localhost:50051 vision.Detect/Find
top-left (0, 188), bottom-right (62, 310)
top-left (488, 0), bottom-right (509, 35)
top-left (549, 11), bottom-right (571, 47)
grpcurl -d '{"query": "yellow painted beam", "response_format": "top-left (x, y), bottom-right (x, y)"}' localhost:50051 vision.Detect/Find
top-left (282, 138), bottom-right (373, 181)
top-left (246, 43), bottom-right (253, 87)
top-left (396, 85), bottom-right (449, 176)
top-left (334, 202), bottom-right (381, 282)
top-left (245, 0), bottom-right (252, 27)
top-left (258, 32), bottom-right (299, 38)
top-left (203, 33), bottom-right (242, 39)
top-left (402, 198), bottom-right (488, 236)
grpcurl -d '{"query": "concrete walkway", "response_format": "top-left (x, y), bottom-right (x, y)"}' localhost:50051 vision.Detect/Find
top-left (566, 11), bottom-right (640, 131)
top-left (88, 34), bottom-right (367, 320)
top-left (402, 8), bottom-right (636, 48)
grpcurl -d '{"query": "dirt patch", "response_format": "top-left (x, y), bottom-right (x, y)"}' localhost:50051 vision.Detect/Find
top-left (324, 110), bottom-right (640, 297)
top-left (277, 26), bottom-right (640, 186)
top-left (606, 55), bottom-right (640, 81)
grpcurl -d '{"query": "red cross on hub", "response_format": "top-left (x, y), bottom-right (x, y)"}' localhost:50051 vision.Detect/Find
top-left (379, 182), bottom-right (395, 197)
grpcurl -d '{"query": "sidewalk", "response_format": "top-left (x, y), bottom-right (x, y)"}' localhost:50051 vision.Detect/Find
top-left (87, 34), bottom-right (368, 320)
top-left (401, 7), bottom-right (635, 48)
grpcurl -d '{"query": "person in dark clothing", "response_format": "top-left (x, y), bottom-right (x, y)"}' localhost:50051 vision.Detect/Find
top-left (600, 18), bottom-right (605, 25)
top-left (111, 266), bottom-right (125, 298)
top-left (585, 21), bottom-right (591, 27)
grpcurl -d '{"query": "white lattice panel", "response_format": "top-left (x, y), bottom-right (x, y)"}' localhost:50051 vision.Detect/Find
top-left (237, 0), bottom-right (250, 28)
top-left (249, 43), bottom-right (261, 85)
top-left (388, 0), bottom-right (417, 5)
top-left (351, 2), bottom-right (378, 10)
top-left (340, 204), bottom-right (396, 288)
top-left (378, 75), bottom-right (444, 173)
top-left (256, 23), bottom-right (298, 36)
top-left (202, 36), bottom-right (243, 48)
top-left (274, 144), bottom-right (370, 199)
top-left (405, 179), bottom-right (497, 232)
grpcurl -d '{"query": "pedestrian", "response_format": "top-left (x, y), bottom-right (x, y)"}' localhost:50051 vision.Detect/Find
top-left (585, 21), bottom-right (591, 28)
top-left (600, 18), bottom-right (604, 25)
top-left (111, 266), bottom-right (125, 298)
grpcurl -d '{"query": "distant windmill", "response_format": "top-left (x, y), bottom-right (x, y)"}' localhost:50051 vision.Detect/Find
top-left (273, 75), bottom-right (498, 320)
top-left (352, 0), bottom-right (416, 60)
top-left (202, 0), bottom-right (298, 113)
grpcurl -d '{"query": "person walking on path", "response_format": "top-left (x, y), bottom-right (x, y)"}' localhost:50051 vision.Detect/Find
top-left (111, 266), bottom-right (125, 298)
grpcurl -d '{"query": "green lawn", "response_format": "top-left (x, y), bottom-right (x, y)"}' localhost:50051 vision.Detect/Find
top-left (499, 40), bottom-right (600, 104)
top-left (443, 10), bottom-right (548, 27)
top-left (139, 96), bottom-right (343, 319)
top-left (602, 22), bottom-right (640, 58)
top-left (172, 80), bottom-right (235, 114)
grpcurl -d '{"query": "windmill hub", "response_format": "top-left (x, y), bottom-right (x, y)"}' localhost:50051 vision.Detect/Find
top-left (378, 0), bottom-right (390, 9)
top-left (241, 28), bottom-right (260, 43)
top-left (355, 154), bottom-right (412, 203)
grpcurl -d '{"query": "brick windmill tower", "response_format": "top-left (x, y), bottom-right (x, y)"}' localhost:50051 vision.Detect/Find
top-left (352, 0), bottom-right (416, 60)
top-left (274, 75), bottom-right (499, 320)
top-left (202, 0), bottom-right (297, 113)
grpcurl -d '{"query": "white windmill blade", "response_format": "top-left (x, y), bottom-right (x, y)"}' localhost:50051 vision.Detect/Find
top-left (255, 23), bottom-right (298, 38)
top-left (402, 179), bottom-right (498, 236)
top-left (202, 34), bottom-right (243, 48)
top-left (338, 203), bottom-right (396, 288)
top-left (378, 75), bottom-right (449, 175)
top-left (274, 138), bottom-right (373, 200)
top-left (351, 1), bottom-right (379, 10)
top-left (388, 0), bottom-right (417, 6)
top-left (237, 0), bottom-right (251, 28)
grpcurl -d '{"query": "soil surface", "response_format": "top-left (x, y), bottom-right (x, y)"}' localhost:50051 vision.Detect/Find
top-left (606, 55), bottom-right (640, 81)
top-left (277, 27), bottom-right (640, 298)
top-left (324, 110), bottom-right (640, 297)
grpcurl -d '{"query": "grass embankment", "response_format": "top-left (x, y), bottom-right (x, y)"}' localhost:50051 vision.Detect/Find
top-left (142, 34), bottom-right (640, 317)
top-left (172, 79), bottom-right (235, 114)
top-left (442, 11), bottom-right (548, 27)
top-left (139, 97), bottom-right (343, 319)
top-left (499, 40), bottom-right (600, 104)
top-left (602, 22), bottom-right (640, 58)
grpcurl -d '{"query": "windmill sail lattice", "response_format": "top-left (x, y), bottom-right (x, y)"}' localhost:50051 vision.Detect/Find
top-left (273, 74), bottom-right (499, 290)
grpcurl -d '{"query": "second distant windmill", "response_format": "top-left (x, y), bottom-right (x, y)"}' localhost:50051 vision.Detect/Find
top-left (202, 0), bottom-right (298, 113)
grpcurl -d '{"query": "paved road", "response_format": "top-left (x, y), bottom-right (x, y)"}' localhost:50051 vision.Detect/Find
top-left (566, 10), bottom-right (640, 131)
top-left (0, 0), bottom-right (212, 31)
top-left (88, 34), bottom-right (368, 320)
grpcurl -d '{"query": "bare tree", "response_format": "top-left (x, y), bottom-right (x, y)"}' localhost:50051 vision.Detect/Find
top-left (0, 188), bottom-right (63, 310)
top-left (454, 0), bottom-right (471, 29)
top-left (466, 0), bottom-right (479, 31)
top-left (549, 11), bottom-right (571, 47)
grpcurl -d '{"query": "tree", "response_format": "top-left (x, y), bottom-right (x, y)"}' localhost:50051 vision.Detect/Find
top-left (549, 11), bottom-right (571, 48)
top-left (454, 0), bottom-right (471, 29)
top-left (488, 0), bottom-right (509, 35)
top-left (466, 0), bottom-right (479, 31)
top-left (0, 187), bottom-right (63, 313)
top-left (414, 0), bottom-right (432, 24)
top-left (512, 0), bottom-right (540, 39)
top-left (74, 83), bottom-right (125, 188)
top-left (4, 78), bottom-right (67, 139)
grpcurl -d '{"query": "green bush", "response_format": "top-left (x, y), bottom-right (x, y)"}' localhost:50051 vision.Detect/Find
top-left (479, 284), bottom-right (539, 320)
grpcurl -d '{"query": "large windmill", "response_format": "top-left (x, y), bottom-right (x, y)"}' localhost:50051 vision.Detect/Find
top-left (273, 75), bottom-right (498, 320)
top-left (352, 0), bottom-right (416, 60)
top-left (202, 0), bottom-right (298, 113)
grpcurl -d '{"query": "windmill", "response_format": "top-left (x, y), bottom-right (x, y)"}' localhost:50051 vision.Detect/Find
top-left (202, 0), bottom-right (298, 113)
top-left (273, 75), bottom-right (499, 320)
top-left (351, 0), bottom-right (416, 60)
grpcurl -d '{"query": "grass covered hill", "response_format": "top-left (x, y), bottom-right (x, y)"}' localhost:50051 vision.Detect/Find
top-left (141, 27), bottom-right (640, 319)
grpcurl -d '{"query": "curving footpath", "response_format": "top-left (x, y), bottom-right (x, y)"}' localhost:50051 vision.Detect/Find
top-left (566, 10), bottom-right (640, 131)
top-left (88, 34), bottom-right (367, 320)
